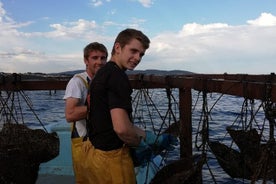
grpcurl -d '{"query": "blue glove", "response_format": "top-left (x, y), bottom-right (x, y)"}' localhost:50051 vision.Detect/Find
top-left (131, 139), bottom-right (153, 167)
top-left (145, 131), bottom-right (178, 152)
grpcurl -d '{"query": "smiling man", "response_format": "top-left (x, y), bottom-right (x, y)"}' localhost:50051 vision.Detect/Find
top-left (63, 42), bottom-right (108, 184)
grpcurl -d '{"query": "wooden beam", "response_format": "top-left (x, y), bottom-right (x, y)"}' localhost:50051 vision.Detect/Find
top-left (1, 73), bottom-right (275, 102)
top-left (179, 88), bottom-right (193, 163)
top-left (0, 81), bottom-right (68, 91)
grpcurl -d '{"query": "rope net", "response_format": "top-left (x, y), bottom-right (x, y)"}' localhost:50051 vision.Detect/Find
top-left (192, 89), bottom-right (276, 183)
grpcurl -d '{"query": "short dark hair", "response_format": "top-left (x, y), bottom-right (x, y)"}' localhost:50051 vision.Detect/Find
top-left (111, 28), bottom-right (150, 55)
top-left (83, 42), bottom-right (108, 60)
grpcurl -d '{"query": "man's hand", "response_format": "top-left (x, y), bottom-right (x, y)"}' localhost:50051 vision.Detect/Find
top-left (131, 140), bottom-right (153, 167)
top-left (145, 131), bottom-right (178, 152)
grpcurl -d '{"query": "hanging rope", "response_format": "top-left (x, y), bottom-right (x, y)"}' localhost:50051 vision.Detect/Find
top-left (0, 90), bottom-right (47, 132)
top-left (131, 76), bottom-right (179, 137)
top-left (131, 78), bottom-right (180, 184)
top-left (195, 90), bottom-right (209, 152)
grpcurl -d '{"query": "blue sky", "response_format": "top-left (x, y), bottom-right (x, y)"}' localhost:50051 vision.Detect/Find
top-left (1, 0), bottom-right (276, 74)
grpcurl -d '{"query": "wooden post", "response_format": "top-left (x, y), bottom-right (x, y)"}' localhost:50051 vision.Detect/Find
top-left (179, 88), bottom-right (193, 166)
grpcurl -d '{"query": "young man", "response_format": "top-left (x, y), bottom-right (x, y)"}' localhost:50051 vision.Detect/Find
top-left (84, 29), bottom-right (177, 183)
top-left (63, 42), bottom-right (108, 183)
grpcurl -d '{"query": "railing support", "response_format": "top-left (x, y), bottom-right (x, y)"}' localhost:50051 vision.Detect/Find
top-left (179, 88), bottom-right (193, 166)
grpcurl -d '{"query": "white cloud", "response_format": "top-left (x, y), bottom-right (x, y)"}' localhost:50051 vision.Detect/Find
top-left (0, 2), bottom-right (6, 17)
top-left (138, 0), bottom-right (154, 8)
top-left (0, 3), bottom-right (34, 54)
top-left (247, 12), bottom-right (276, 26)
top-left (0, 4), bottom-right (88, 73)
top-left (48, 19), bottom-right (98, 39)
top-left (139, 13), bottom-right (276, 74)
top-left (90, 0), bottom-right (103, 7)
top-left (179, 23), bottom-right (229, 36)
top-left (89, 0), bottom-right (111, 7)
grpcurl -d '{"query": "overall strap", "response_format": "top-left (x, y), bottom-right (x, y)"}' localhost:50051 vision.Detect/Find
top-left (71, 74), bottom-right (90, 138)
top-left (75, 74), bottom-right (89, 89)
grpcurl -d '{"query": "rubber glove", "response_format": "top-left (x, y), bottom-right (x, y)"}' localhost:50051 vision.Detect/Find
top-left (131, 139), bottom-right (153, 167)
top-left (145, 131), bottom-right (178, 152)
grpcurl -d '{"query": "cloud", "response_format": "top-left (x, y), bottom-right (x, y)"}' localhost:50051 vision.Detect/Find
top-left (139, 13), bottom-right (276, 74)
top-left (89, 0), bottom-right (112, 7)
top-left (90, 0), bottom-right (104, 7)
top-left (0, 4), bottom-right (86, 73)
top-left (88, 0), bottom-right (154, 8)
top-left (138, 0), bottom-right (154, 8)
top-left (48, 19), bottom-right (98, 39)
top-left (0, 3), bottom-right (36, 59)
top-left (247, 13), bottom-right (276, 26)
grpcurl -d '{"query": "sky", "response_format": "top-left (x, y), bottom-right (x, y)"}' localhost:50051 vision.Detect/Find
top-left (0, 0), bottom-right (276, 74)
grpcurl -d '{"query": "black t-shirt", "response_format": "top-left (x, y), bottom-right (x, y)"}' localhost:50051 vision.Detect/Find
top-left (87, 61), bottom-right (133, 151)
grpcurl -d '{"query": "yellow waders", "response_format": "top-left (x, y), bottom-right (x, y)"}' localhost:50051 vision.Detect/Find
top-left (82, 145), bottom-right (136, 184)
top-left (71, 120), bottom-right (92, 184)
top-left (71, 137), bottom-right (92, 183)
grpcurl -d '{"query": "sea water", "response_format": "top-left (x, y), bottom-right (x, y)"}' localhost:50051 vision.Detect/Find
top-left (1, 89), bottom-right (274, 184)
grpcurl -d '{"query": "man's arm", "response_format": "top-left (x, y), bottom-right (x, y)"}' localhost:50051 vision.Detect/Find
top-left (65, 97), bottom-right (87, 122)
top-left (111, 108), bottom-right (146, 146)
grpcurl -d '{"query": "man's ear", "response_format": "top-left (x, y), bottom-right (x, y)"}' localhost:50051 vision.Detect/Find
top-left (84, 58), bottom-right (89, 66)
top-left (114, 42), bottom-right (121, 53)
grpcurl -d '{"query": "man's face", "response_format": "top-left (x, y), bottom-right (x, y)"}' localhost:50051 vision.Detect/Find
top-left (116, 39), bottom-right (146, 70)
top-left (85, 50), bottom-right (107, 76)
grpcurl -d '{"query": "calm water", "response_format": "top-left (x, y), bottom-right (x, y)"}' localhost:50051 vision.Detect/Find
top-left (0, 89), bottom-right (273, 184)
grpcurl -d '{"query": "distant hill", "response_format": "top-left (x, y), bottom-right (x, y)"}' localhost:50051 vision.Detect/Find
top-left (57, 69), bottom-right (194, 76)
top-left (126, 69), bottom-right (194, 75)
top-left (55, 70), bottom-right (84, 76)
